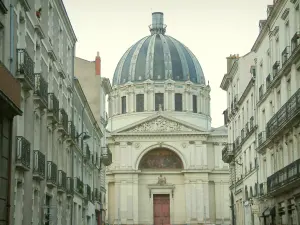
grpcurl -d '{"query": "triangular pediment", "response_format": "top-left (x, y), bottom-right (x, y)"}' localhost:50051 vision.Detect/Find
top-left (113, 114), bottom-right (206, 134)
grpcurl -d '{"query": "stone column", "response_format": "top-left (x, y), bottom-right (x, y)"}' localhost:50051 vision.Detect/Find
top-left (197, 94), bottom-right (201, 113)
top-left (114, 182), bottom-right (121, 224)
top-left (171, 91), bottom-right (175, 111)
top-left (132, 177), bottom-right (139, 223)
top-left (144, 91), bottom-right (148, 111)
top-left (165, 91), bottom-right (168, 111)
top-left (196, 181), bottom-right (204, 222)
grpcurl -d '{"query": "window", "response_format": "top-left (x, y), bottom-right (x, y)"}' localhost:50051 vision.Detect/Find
top-left (155, 93), bottom-right (164, 111)
top-left (193, 95), bottom-right (197, 113)
top-left (0, 25), bottom-right (4, 63)
top-left (174, 93), bottom-right (182, 111)
top-left (121, 96), bottom-right (126, 114)
top-left (136, 94), bottom-right (144, 112)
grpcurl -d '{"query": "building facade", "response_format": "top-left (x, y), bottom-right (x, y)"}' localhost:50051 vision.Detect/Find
top-left (6, 0), bottom-right (109, 225)
top-left (0, 1), bottom-right (22, 225)
top-left (220, 53), bottom-right (260, 225)
top-left (106, 12), bottom-right (230, 225)
top-left (75, 53), bottom-right (113, 224)
top-left (221, 0), bottom-right (300, 225)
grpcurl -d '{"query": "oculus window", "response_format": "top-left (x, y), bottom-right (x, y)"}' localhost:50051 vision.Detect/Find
top-left (136, 94), bottom-right (144, 112)
top-left (121, 96), bottom-right (126, 114)
top-left (193, 95), bottom-right (197, 113)
top-left (175, 93), bottom-right (183, 111)
top-left (155, 93), bottom-right (164, 111)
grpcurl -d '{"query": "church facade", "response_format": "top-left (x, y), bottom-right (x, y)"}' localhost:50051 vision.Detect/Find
top-left (105, 12), bottom-right (230, 225)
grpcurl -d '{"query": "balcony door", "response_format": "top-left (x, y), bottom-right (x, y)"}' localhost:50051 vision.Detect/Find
top-left (153, 194), bottom-right (170, 225)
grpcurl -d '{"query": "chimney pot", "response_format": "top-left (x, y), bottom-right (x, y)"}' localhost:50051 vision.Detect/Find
top-left (95, 52), bottom-right (101, 76)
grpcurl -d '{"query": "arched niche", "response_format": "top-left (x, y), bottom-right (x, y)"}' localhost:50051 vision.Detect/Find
top-left (138, 148), bottom-right (184, 170)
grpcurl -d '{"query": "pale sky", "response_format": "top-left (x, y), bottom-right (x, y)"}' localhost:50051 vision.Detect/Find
top-left (63, 0), bottom-right (273, 128)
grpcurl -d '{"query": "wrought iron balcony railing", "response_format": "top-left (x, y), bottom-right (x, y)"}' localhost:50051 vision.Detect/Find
top-left (58, 170), bottom-right (67, 192)
top-left (59, 108), bottom-right (68, 133)
top-left (33, 150), bottom-right (45, 180)
top-left (48, 93), bottom-right (59, 122)
top-left (47, 161), bottom-right (57, 187)
top-left (267, 158), bottom-right (300, 194)
top-left (68, 121), bottom-right (76, 141)
top-left (266, 88), bottom-right (300, 139)
top-left (222, 144), bottom-right (234, 163)
top-left (34, 73), bottom-right (48, 107)
top-left (66, 177), bottom-right (74, 196)
top-left (15, 136), bottom-right (31, 170)
top-left (76, 177), bottom-right (83, 194)
top-left (16, 49), bottom-right (35, 89)
top-left (101, 146), bottom-right (112, 166)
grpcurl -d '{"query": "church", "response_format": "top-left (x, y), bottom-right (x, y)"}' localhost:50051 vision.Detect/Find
top-left (105, 12), bottom-right (230, 225)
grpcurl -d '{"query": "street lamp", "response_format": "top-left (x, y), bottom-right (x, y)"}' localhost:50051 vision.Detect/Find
top-left (76, 131), bottom-right (91, 141)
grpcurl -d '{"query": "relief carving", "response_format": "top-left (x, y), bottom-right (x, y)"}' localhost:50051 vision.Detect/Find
top-left (128, 116), bottom-right (194, 132)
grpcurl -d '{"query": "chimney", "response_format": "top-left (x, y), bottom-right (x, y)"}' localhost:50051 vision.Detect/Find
top-left (95, 52), bottom-right (101, 76)
top-left (226, 54), bottom-right (239, 74)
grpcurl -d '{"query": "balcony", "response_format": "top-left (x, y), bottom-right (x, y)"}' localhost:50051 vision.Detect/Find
top-left (281, 46), bottom-right (290, 65)
top-left (33, 73), bottom-right (48, 107)
top-left (16, 49), bottom-right (35, 90)
top-left (46, 161), bottom-right (57, 188)
top-left (84, 143), bottom-right (91, 160)
top-left (223, 109), bottom-right (229, 125)
top-left (101, 146), bottom-right (112, 166)
top-left (15, 136), bottom-right (31, 170)
top-left (33, 150), bottom-right (45, 180)
top-left (57, 170), bottom-right (67, 192)
top-left (222, 144), bottom-right (234, 163)
top-left (266, 88), bottom-right (300, 139)
top-left (58, 108), bottom-right (68, 134)
top-left (75, 177), bottom-right (83, 195)
top-left (259, 84), bottom-right (264, 100)
top-left (272, 61), bottom-right (280, 78)
top-left (267, 158), bottom-right (300, 195)
top-left (291, 31), bottom-right (300, 53)
top-left (66, 177), bottom-right (74, 197)
top-left (266, 74), bottom-right (272, 90)
top-left (47, 93), bottom-right (59, 122)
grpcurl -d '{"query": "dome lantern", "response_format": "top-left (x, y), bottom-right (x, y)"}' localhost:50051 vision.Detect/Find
top-left (149, 12), bottom-right (167, 35)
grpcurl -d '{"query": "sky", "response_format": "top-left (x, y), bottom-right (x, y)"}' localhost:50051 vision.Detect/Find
top-left (63, 0), bottom-right (273, 128)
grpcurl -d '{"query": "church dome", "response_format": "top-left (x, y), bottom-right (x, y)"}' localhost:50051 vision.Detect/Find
top-left (112, 12), bottom-right (205, 86)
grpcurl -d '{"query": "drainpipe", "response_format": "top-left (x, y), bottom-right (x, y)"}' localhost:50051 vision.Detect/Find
top-left (9, 4), bottom-right (14, 72)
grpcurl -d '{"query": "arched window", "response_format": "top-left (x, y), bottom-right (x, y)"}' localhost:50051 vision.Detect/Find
top-left (139, 148), bottom-right (183, 169)
top-left (155, 93), bottom-right (164, 111)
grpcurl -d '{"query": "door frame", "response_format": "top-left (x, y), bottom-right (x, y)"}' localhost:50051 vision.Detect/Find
top-left (150, 188), bottom-right (174, 224)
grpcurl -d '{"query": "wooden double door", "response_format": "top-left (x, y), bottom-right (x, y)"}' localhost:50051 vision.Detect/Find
top-left (153, 194), bottom-right (170, 225)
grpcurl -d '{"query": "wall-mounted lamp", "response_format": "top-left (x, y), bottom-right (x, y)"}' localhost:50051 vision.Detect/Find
top-left (76, 132), bottom-right (91, 141)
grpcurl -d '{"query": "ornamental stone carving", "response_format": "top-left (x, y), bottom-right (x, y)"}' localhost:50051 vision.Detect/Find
top-left (127, 116), bottom-right (194, 132)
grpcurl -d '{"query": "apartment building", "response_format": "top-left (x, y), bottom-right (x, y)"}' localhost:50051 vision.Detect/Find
top-left (221, 0), bottom-right (300, 225)
top-left (0, 1), bottom-right (22, 225)
top-left (74, 54), bottom-right (113, 224)
top-left (6, 0), bottom-right (111, 225)
top-left (221, 53), bottom-right (259, 225)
